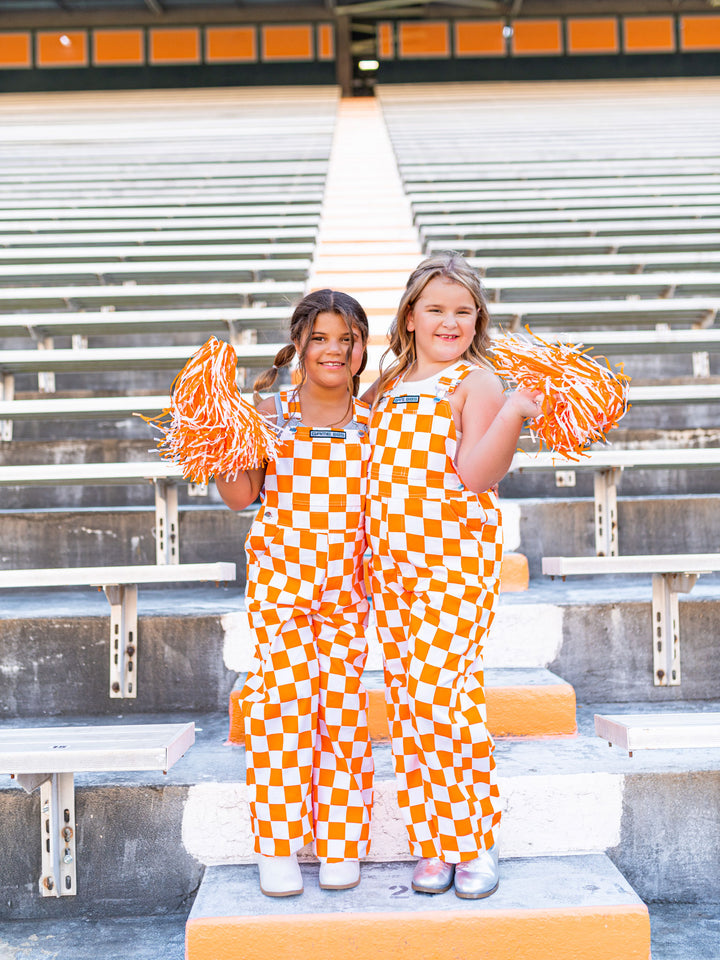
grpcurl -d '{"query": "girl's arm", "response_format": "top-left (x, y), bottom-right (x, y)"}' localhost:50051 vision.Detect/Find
top-left (214, 396), bottom-right (276, 511)
top-left (454, 369), bottom-right (541, 494)
top-left (360, 379), bottom-right (379, 405)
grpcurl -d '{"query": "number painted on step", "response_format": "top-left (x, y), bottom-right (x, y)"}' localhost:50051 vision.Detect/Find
top-left (388, 884), bottom-right (410, 898)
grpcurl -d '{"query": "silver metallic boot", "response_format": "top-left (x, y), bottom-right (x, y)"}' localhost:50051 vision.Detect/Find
top-left (411, 857), bottom-right (455, 894)
top-left (454, 845), bottom-right (499, 900)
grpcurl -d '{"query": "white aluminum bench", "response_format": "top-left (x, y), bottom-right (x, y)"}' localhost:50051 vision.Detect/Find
top-left (509, 447), bottom-right (720, 558)
top-left (487, 298), bottom-right (718, 330)
top-left (0, 201), bottom-right (321, 220)
top-left (0, 562), bottom-right (236, 698)
top-left (469, 250), bottom-right (720, 276)
top-left (0, 241), bottom-right (315, 262)
top-left (541, 553), bottom-right (720, 686)
top-left (594, 712), bottom-right (720, 757)
top-left (0, 280), bottom-right (304, 310)
top-left (0, 461), bottom-right (194, 564)
top-left (1, 721), bottom-right (194, 897)
top-left (481, 272), bottom-right (720, 302)
top-left (0, 214), bottom-right (320, 233)
top-left (426, 231), bottom-right (720, 258)
top-left (0, 258), bottom-right (311, 284)
top-left (0, 226), bottom-right (319, 246)
top-left (0, 342), bottom-right (283, 397)
top-left (420, 217), bottom-right (720, 241)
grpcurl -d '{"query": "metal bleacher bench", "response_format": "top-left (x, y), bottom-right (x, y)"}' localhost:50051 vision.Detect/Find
top-left (0, 562), bottom-right (236, 698)
top-left (594, 711), bottom-right (720, 757)
top-left (508, 447), bottom-right (720, 558)
top-left (1, 721), bottom-right (194, 897)
top-left (0, 461), bottom-right (193, 564)
top-left (542, 553), bottom-right (720, 687)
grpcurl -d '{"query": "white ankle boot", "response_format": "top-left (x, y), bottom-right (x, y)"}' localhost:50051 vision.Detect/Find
top-left (318, 859), bottom-right (360, 890)
top-left (258, 854), bottom-right (303, 897)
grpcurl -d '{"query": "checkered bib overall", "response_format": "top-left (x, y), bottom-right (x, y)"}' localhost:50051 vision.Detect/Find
top-left (366, 361), bottom-right (502, 863)
top-left (242, 391), bottom-right (373, 861)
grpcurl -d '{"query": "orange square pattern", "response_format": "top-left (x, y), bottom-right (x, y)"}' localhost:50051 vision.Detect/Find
top-left (37, 31), bottom-right (88, 67)
top-left (511, 19), bottom-right (563, 55)
top-left (262, 25), bottom-right (313, 61)
top-left (623, 16), bottom-right (676, 53)
top-left (0, 32), bottom-right (31, 68)
top-left (398, 21), bottom-right (450, 58)
top-left (93, 29), bottom-right (144, 66)
top-left (454, 20), bottom-right (506, 57)
top-left (680, 16), bottom-right (720, 51)
top-left (205, 26), bottom-right (256, 63)
top-left (567, 18), bottom-right (619, 54)
top-left (149, 27), bottom-right (200, 65)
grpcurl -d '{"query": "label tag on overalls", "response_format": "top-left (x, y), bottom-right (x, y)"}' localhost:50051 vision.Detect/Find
top-left (393, 395), bottom-right (420, 404)
top-left (309, 428), bottom-right (346, 439)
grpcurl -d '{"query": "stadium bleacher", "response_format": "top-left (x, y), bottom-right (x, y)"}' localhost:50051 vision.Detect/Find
top-left (1, 78), bottom-right (719, 960)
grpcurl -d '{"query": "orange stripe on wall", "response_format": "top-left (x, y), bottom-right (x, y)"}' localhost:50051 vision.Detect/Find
top-left (0, 32), bottom-right (31, 68)
top-left (567, 18), bottom-right (619, 54)
top-left (93, 29), bottom-right (144, 66)
top-left (680, 15), bottom-right (720, 51)
top-left (511, 19), bottom-right (563, 55)
top-left (398, 21), bottom-right (450, 58)
top-left (205, 26), bottom-right (256, 63)
top-left (317, 23), bottom-right (334, 60)
top-left (37, 31), bottom-right (88, 67)
top-left (262, 25), bottom-right (313, 61)
top-left (623, 16), bottom-right (676, 53)
top-left (455, 20), bottom-right (506, 57)
top-left (149, 27), bottom-right (201, 65)
top-left (378, 22), bottom-right (394, 59)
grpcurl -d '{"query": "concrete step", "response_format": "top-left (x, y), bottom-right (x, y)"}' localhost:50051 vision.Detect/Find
top-left (3, 577), bottom-right (720, 717)
top-left (228, 667), bottom-right (578, 743)
top-left (2, 493), bottom-right (719, 583)
top-left (2, 703), bottom-right (718, 920)
top-left (186, 856), bottom-right (650, 960)
top-left (0, 902), bottom-right (715, 960)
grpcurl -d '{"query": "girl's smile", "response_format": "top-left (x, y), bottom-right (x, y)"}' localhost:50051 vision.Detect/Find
top-left (406, 277), bottom-right (478, 374)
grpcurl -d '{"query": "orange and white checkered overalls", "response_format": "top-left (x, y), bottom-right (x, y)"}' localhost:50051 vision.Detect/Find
top-left (366, 361), bottom-right (502, 863)
top-left (242, 391), bottom-right (374, 861)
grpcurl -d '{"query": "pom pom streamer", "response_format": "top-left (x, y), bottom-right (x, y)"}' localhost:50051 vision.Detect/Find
top-left (143, 336), bottom-right (279, 483)
top-left (489, 328), bottom-right (631, 460)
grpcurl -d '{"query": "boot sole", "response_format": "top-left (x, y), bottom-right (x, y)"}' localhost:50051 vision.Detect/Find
top-left (454, 880), bottom-right (500, 900)
top-left (259, 885), bottom-right (304, 897)
top-left (319, 877), bottom-right (361, 891)
top-left (411, 880), bottom-right (454, 894)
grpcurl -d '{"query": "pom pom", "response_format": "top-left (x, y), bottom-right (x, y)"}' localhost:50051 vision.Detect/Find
top-left (144, 336), bottom-right (279, 483)
top-left (489, 328), bottom-right (631, 460)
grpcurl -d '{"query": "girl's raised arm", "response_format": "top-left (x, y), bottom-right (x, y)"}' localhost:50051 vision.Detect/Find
top-left (215, 396), bottom-right (276, 511)
top-left (455, 369), bottom-right (541, 494)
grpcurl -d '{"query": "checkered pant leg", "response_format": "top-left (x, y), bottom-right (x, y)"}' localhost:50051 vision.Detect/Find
top-left (313, 604), bottom-right (374, 861)
top-left (370, 555), bottom-right (502, 864)
top-left (242, 605), bottom-right (319, 857)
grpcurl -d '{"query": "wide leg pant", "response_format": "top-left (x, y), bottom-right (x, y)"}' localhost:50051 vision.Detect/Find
top-left (242, 595), bottom-right (373, 860)
top-left (368, 492), bottom-right (503, 863)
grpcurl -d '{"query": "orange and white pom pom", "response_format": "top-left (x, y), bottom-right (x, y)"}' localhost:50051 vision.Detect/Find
top-left (489, 328), bottom-right (630, 460)
top-left (146, 337), bottom-right (279, 483)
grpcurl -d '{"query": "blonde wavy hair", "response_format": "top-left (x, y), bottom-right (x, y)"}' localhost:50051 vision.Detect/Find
top-left (374, 252), bottom-right (492, 402)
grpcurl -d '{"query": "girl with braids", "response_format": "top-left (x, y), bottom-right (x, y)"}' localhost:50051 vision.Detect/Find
top-left (362, 253), bottom-right (542, 900)
top-left (216, 289), bottom-right (373, 898)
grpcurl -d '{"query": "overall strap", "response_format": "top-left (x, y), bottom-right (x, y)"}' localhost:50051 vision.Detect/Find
top-left (435, 362), bottom-right (476, 399)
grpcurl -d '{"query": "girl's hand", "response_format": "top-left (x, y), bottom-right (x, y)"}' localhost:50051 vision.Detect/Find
top-left (504, 387), bottom-right (545, 421)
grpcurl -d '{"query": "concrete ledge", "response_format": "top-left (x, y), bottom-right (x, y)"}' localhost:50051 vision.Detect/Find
top-left (186, 857), bottom-right (650, 960)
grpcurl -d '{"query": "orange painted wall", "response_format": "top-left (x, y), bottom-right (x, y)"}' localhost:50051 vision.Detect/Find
top-left (317, 23), bottom-right (334, 60)
top-left (92, 29), bottom-right (144, 66)
top-left (261, 25), bottom-right (313, 61)
top-left (623, 16), bottom-right (676, 53)
top-left (205, 26), bottom-right (256, 63)
top-left (378, 22), bottom-right (394, 59)
top-left (0, 32), bottom-right (31, 68)
top-left (567, 18), bottom-right (619, 54)
top-left (680, 15), bottom-right (720, 51)
top-left (511, 19), bottom-right (563, 55)
top-left (36, 30), bottom-right (88, 67)
top-left (398, 21), bottom-right (450, 58)
top-left (455, 20), bottom-right (506, 57)
top-left (149, 27), bottom-right (201, 65)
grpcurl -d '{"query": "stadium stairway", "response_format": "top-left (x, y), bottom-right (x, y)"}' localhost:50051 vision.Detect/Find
top-left (1, 83), bottom-right (720, 960)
